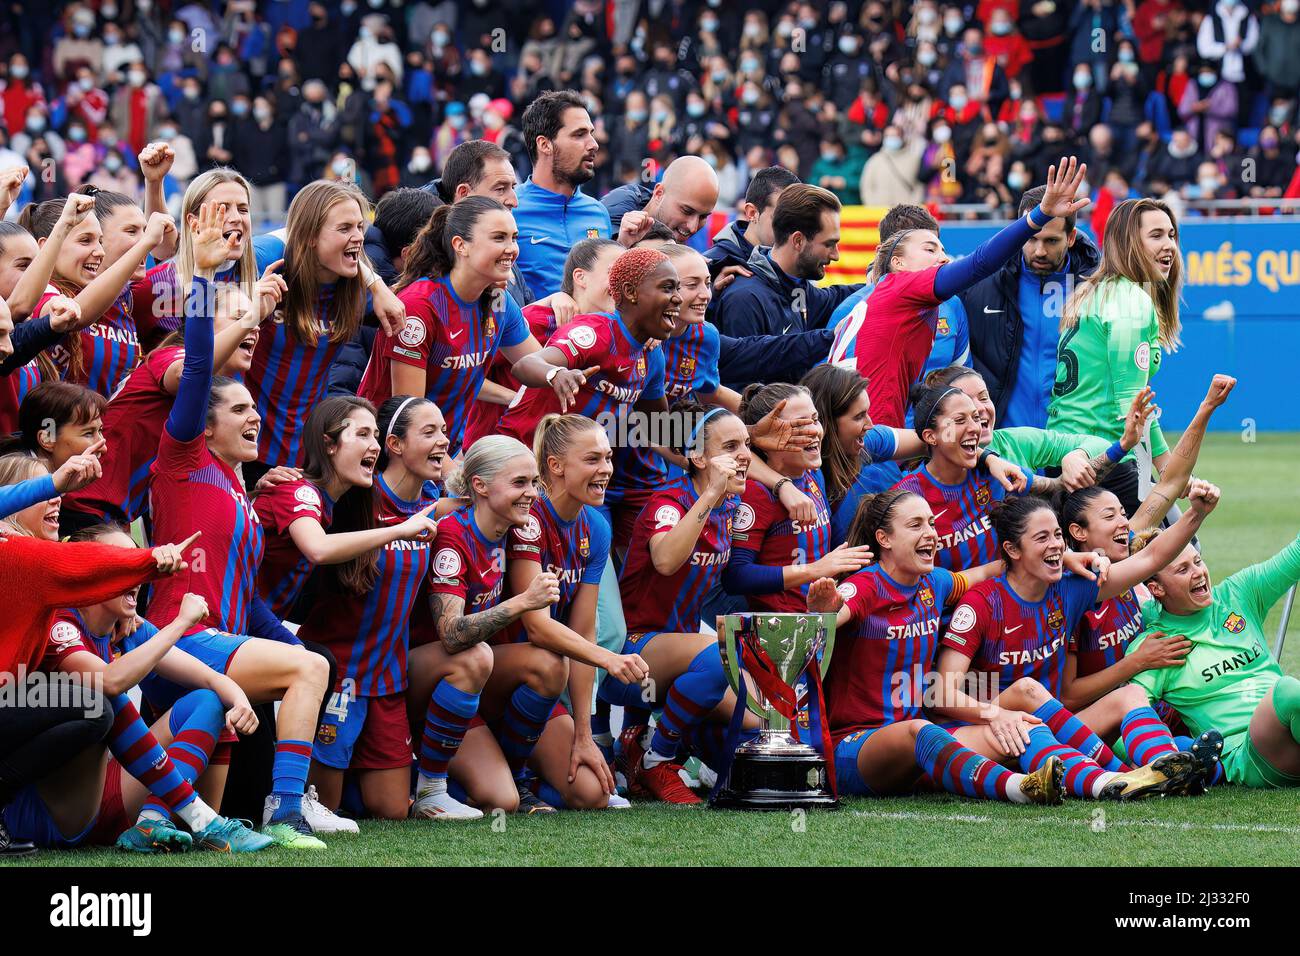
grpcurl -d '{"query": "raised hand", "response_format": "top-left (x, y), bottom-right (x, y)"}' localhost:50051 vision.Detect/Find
top-left (192, 201), bottom-right (238, 271)
top-left (1039, 155), bottom-right (1090, 219)
top-left (1202, 374), bottom-right (1236, 409)
top-left (138, 142), bottom-right (176, 183)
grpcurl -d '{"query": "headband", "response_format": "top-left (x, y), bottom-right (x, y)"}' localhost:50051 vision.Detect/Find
top-left (386, 396), bottom-right (420, 441)
top-left (688, 407), bottom-right (728, 453)
top-left (920, 386), bottom-right (961, 427)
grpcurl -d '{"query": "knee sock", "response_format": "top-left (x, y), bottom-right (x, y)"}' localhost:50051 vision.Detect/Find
top-left (105, 695), bottom-right (201, 822)
top-left (1120, 706), bottom-right (1178, 767)
top-left (140, 690), bottom-right (224, 830)
top-left (498, 684), bottom-right (558, 779)
top-left (1033, 697), bottom-right (1126, 771)
top-left (913, 724), bottom-right (1026, 802)
top-left (1018, 724), bottom-right (1111, 798)
top-left (417, 679), bottom-right (480, 793)
top-left (647, 646), bottom-right (728, 766)
top-left (268, 738), bottom-right (313, 821)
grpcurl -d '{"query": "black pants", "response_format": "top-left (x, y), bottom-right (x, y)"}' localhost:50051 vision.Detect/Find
top-left (218, 640), bottom-right (338, 821)
top-left (0, 679), bottom-right (114, 804)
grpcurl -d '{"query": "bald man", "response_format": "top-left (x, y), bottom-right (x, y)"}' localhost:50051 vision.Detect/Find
top-left (601, 155), bottom-right (721, 246)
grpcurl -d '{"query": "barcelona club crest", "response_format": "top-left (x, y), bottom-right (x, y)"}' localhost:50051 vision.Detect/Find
top-left (1223, 612), bottom-right (1246, 634)
top-left (484, 313), bottom-right (497, 338)
top-left (975, 484), bottom-right (991, 506)
top-left (316, 722), bottom-right (338, 746)
top-left (1046, 608), bottom-right (1065, 631)
top-left (636, 354), bottom-right (647, 377)
top-left (936, 316), bottom-right (950, 336)
top-left (678, 355), bottom-right (696, 379)
top-left (917, 586), bottom-right (934, 607)
top-left (578, 535), bottom-right (590, 558)
top-left (586, 228), bottom-right (600, 239)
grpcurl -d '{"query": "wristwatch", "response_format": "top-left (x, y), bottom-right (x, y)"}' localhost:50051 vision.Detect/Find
top-left (546, 367), bottom-right (562, 385)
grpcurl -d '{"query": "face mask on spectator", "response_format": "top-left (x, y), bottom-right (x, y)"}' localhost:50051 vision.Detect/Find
top-left (341, 0), bottom-right (357, 13)
top-left (1007, 171), bottom-right (1027, 190)
top-left (231, 101), bottom-right (250, 116)
top-left (949, 93), bottom-right (967, 110)
top-left (741, 57), bottom-right (759, 72)
top-left (432, 29), bottom-right (449, 47)
top-left (1198, 72), bottom-right (1216, 88)
top-left (448, 113), bottom-right (467, 129)
top-left (944, 16), bottom-right (963, 34)
top-left (800, 17), bottom-right (817, 29)
top-left (26, 116), bottom-right (45, 133)
top-left (990, 20), bottom-right (1011, 35)
top-left (918, 49), bottom-right (937, 66)
top-left (359, 26), bottom-right (372, 39)
top-left (157, 126), bottom-right (177, 140)
top-left (1073, 71), bottom-right (1091, 90)
top-left (11, 64), bottom-right (28, 79)
top-left (183, 85), bottom-right (200, 100)
top-left (470, 59), bottom-right (488, 76)
top-left (138, 0), bottom-right (151, 10)
top-left (652, 109), bottom-right (669, 123)
top-left (1269, 106), bottom-right (1291, 125)
top-left (821, 149), bottom-right (839, 162)
top-left (742, 88), bottom-right (760, 105)
top-left (932, 125), bottom-right (951, 143)
top-left (74, 22), bottom-right (93, 38)
top-left (1198, 177), bottom-right (1219, 195)
top-left (105, 154), bottom-right (123, 172)
top-left (104, 32), bottom-right (120, 45)
top-left (627, 109), bottom-right (648, 122)
top-left (254, 106), bottom-right (272, 122)
top-left (368, 0), bottom-right (385, 8)
top-left (918, 7), bottom-right (938, 24)
top-left (129, 70), bottom-right (147, 87)
top-left (702, 152), bottom-right (719, 168)
top-left (701, 17), bottom-right (718, 32)
top-left (332, 158), bottom-right (352, 176)
top-left (711, 68), bottom-right (728, 83)
top-left (409, 153), bottom-right (431, 172)
top-left (169, 28), bottom-right (186, 44)
top-left (69, 126), bottom-right (87, 142)
top-left (1283, 0), bottom-right (1299, 14)
top-left (839, 36), bottom-right (859, 54)
top-left (78, 76), bottom-right (94, 91)
top-left (687, 101), bottom-right (706, 117)
top-left (1260, 135), bottom-right (1279, 150)
top-left (1118, 49), bottom-right (1134, 63)
top-left (883, 134), bottom-right (902, 150)
top-left (743, 23), bottom-right (761, 38)
top-left (102, 3), bottom-right (118, 17)
top-left (776, 21), bottom-right (795, 38)
top-left (1169, 140), bottom-right (1197, 159)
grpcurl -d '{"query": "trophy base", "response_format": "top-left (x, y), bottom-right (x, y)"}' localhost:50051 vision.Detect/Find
top-left (710, 749), bottom-right (839, 811)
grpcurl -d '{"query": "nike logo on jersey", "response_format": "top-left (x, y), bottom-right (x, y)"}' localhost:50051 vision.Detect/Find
top-left (530, 236), bottom-right (546, 244)
top-left (1088, 608), bottom-right (1109, 623)
top-left (449, 328), bottom-right (464, 341)
top-left (617, 364), bottom-right (633, 373)
top-left (1004, 624), bottom-right (1022, 634)
top-left (932, 508), bottom-right (948, 522)
top-left (781, 324), bottom-right (793, 334)
top-left (983, 306), bottom-right (1004, 314)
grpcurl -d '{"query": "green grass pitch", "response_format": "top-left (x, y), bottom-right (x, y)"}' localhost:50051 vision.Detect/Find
top-left (12, 432), bottom-right (1300, 868)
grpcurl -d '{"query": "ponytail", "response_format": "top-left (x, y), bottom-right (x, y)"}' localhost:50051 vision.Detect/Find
top-left (845, 487), bottom-right (918, 551)
top-left (533, 414), bottom-right (603, 489)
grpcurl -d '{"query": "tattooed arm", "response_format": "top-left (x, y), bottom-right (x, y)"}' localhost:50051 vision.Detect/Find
top-left (431, 572), bottom-right (560, 654)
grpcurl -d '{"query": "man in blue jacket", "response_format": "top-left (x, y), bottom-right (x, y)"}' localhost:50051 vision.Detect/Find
top-left (712, 183), bottom-right (862, 339)
top-left (601, 154), bottom-right (720, 244)
top-left (513, 91), bottom-right (612, 298)
top-left (960, 185), bottom-right (1100, 428)
top-left (703, 166), bottom-right (800, 279)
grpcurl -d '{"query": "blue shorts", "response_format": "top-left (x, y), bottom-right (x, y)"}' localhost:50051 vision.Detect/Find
top-left (1, 784), bottom-right (97, 849)
top-left (313, 691), bottom-right (412, 771)
top-left (176, 627), bottom-right (251, 676)
top-left (833, 728), bottom-right (885, 796)
top-left (597, 631), bottom-right (665, 709)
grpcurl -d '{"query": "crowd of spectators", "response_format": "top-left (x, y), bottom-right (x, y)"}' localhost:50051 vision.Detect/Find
top-left (2, 0), bottom-right (1298, 231)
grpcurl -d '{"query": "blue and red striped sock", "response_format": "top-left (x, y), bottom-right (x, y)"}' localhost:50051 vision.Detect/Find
top-left (418, 679), bottom-right (480, 783)
top-left (1018, 724), bottom-right (1109, 798)
top-left (1121, 706), bottom-right (1179, 767)
top-left (140, 690), bottom-right (223, 821)
top-left (914, 724), bottom-right (1018, 801)
top-left (649, 646), bottom-right (728, 762)
top-left (1033, 697), bottom-right (1126, 771)
top-left (269, 739), bottom-right (312, 821)
top-left (499, 684), bottom-right (559, 778)
top-left (106, 694), bottom-right (197, 815)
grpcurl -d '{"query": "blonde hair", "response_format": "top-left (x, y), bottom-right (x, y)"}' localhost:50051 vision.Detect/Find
top-left (176, 169), bottom-right (258, 305)
top-left (0, 452), bottom-right (48, 537)
top-left (533, 414), bottom-right (604, 489)
top-left (446, 435), bottom-right (533, 500)
top-left (1062, 198), bottom-right (1182, 351)
top-left (281, 180), bottom-right (371, 346)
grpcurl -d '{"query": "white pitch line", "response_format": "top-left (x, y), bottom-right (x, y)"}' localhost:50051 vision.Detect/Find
top-left (850, 809), bottom-right (1300, 835)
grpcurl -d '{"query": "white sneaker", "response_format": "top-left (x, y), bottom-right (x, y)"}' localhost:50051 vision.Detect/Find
top-left (262, 789), bottom-right (360, 834)
top-left (605, 792), bottom-right (632, 809)
top-left (410, 787), bottom-right (483, 821)
top-left (303, 785), bottom-right (360, 834)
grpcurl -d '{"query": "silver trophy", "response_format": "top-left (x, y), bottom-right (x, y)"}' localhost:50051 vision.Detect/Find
top-left (711, 612), bottom-right (839, 810)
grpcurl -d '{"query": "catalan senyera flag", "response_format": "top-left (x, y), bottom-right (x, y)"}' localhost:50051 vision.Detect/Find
top-left (820, 205), bottom-right (889, 286)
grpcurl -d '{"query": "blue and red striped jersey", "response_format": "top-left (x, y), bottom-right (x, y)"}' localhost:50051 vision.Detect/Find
top-left (506, 495), bottom-right (610, 630)
top-left (826, 564), bottom-right (960, 741)
top-left (148, 429), bottom-right (265, 637)
top-left (429, 504), bottom-right (508, 626)
top-left (732, 471), bottom-right (833, 613)
top-left (890, 462), bottom-right (1033, 572)
top-left (65, 345), bottom-right (182, 524)
top-left (829, 426), bottom-right (901, 546)
top-left (247, 284), bottom-right (347, 467)
top-left (662, 320), bottom-right (721, 401)
top-left (619, 478), bottom-right (737, 635)
top-left (57, 287), bottom-right (143, 397)
top-left (1070, 587), bottom-right (1147, 678)
top-left (497, 311), bottom-right (666, 450)
top-left (942, 573), bottom-right (1100, 700)
top-left (254, 478), bottom-right (335, 621)
top-left (298, 475), bottom-right (436, 696)
top-left (0, 360), bottom-right (42, 436)
top-left (42, 609), bottom-right (113, 670)
top-left (358, 275), bottom-right (529, 456)
top-left (462, 302), bottom-right (556, 450)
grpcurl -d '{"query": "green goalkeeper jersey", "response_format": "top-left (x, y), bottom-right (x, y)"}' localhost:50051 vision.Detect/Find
top-left (1047, 276), bottom-right (1168, 458)
top-left (988, 427), bottom-right (1110, 471)
top-left (1128, 533), bottom-right (1300, 738)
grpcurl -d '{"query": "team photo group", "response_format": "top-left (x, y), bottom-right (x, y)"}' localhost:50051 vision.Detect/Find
top-left (0, 0), bottom-right (1298, 870)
